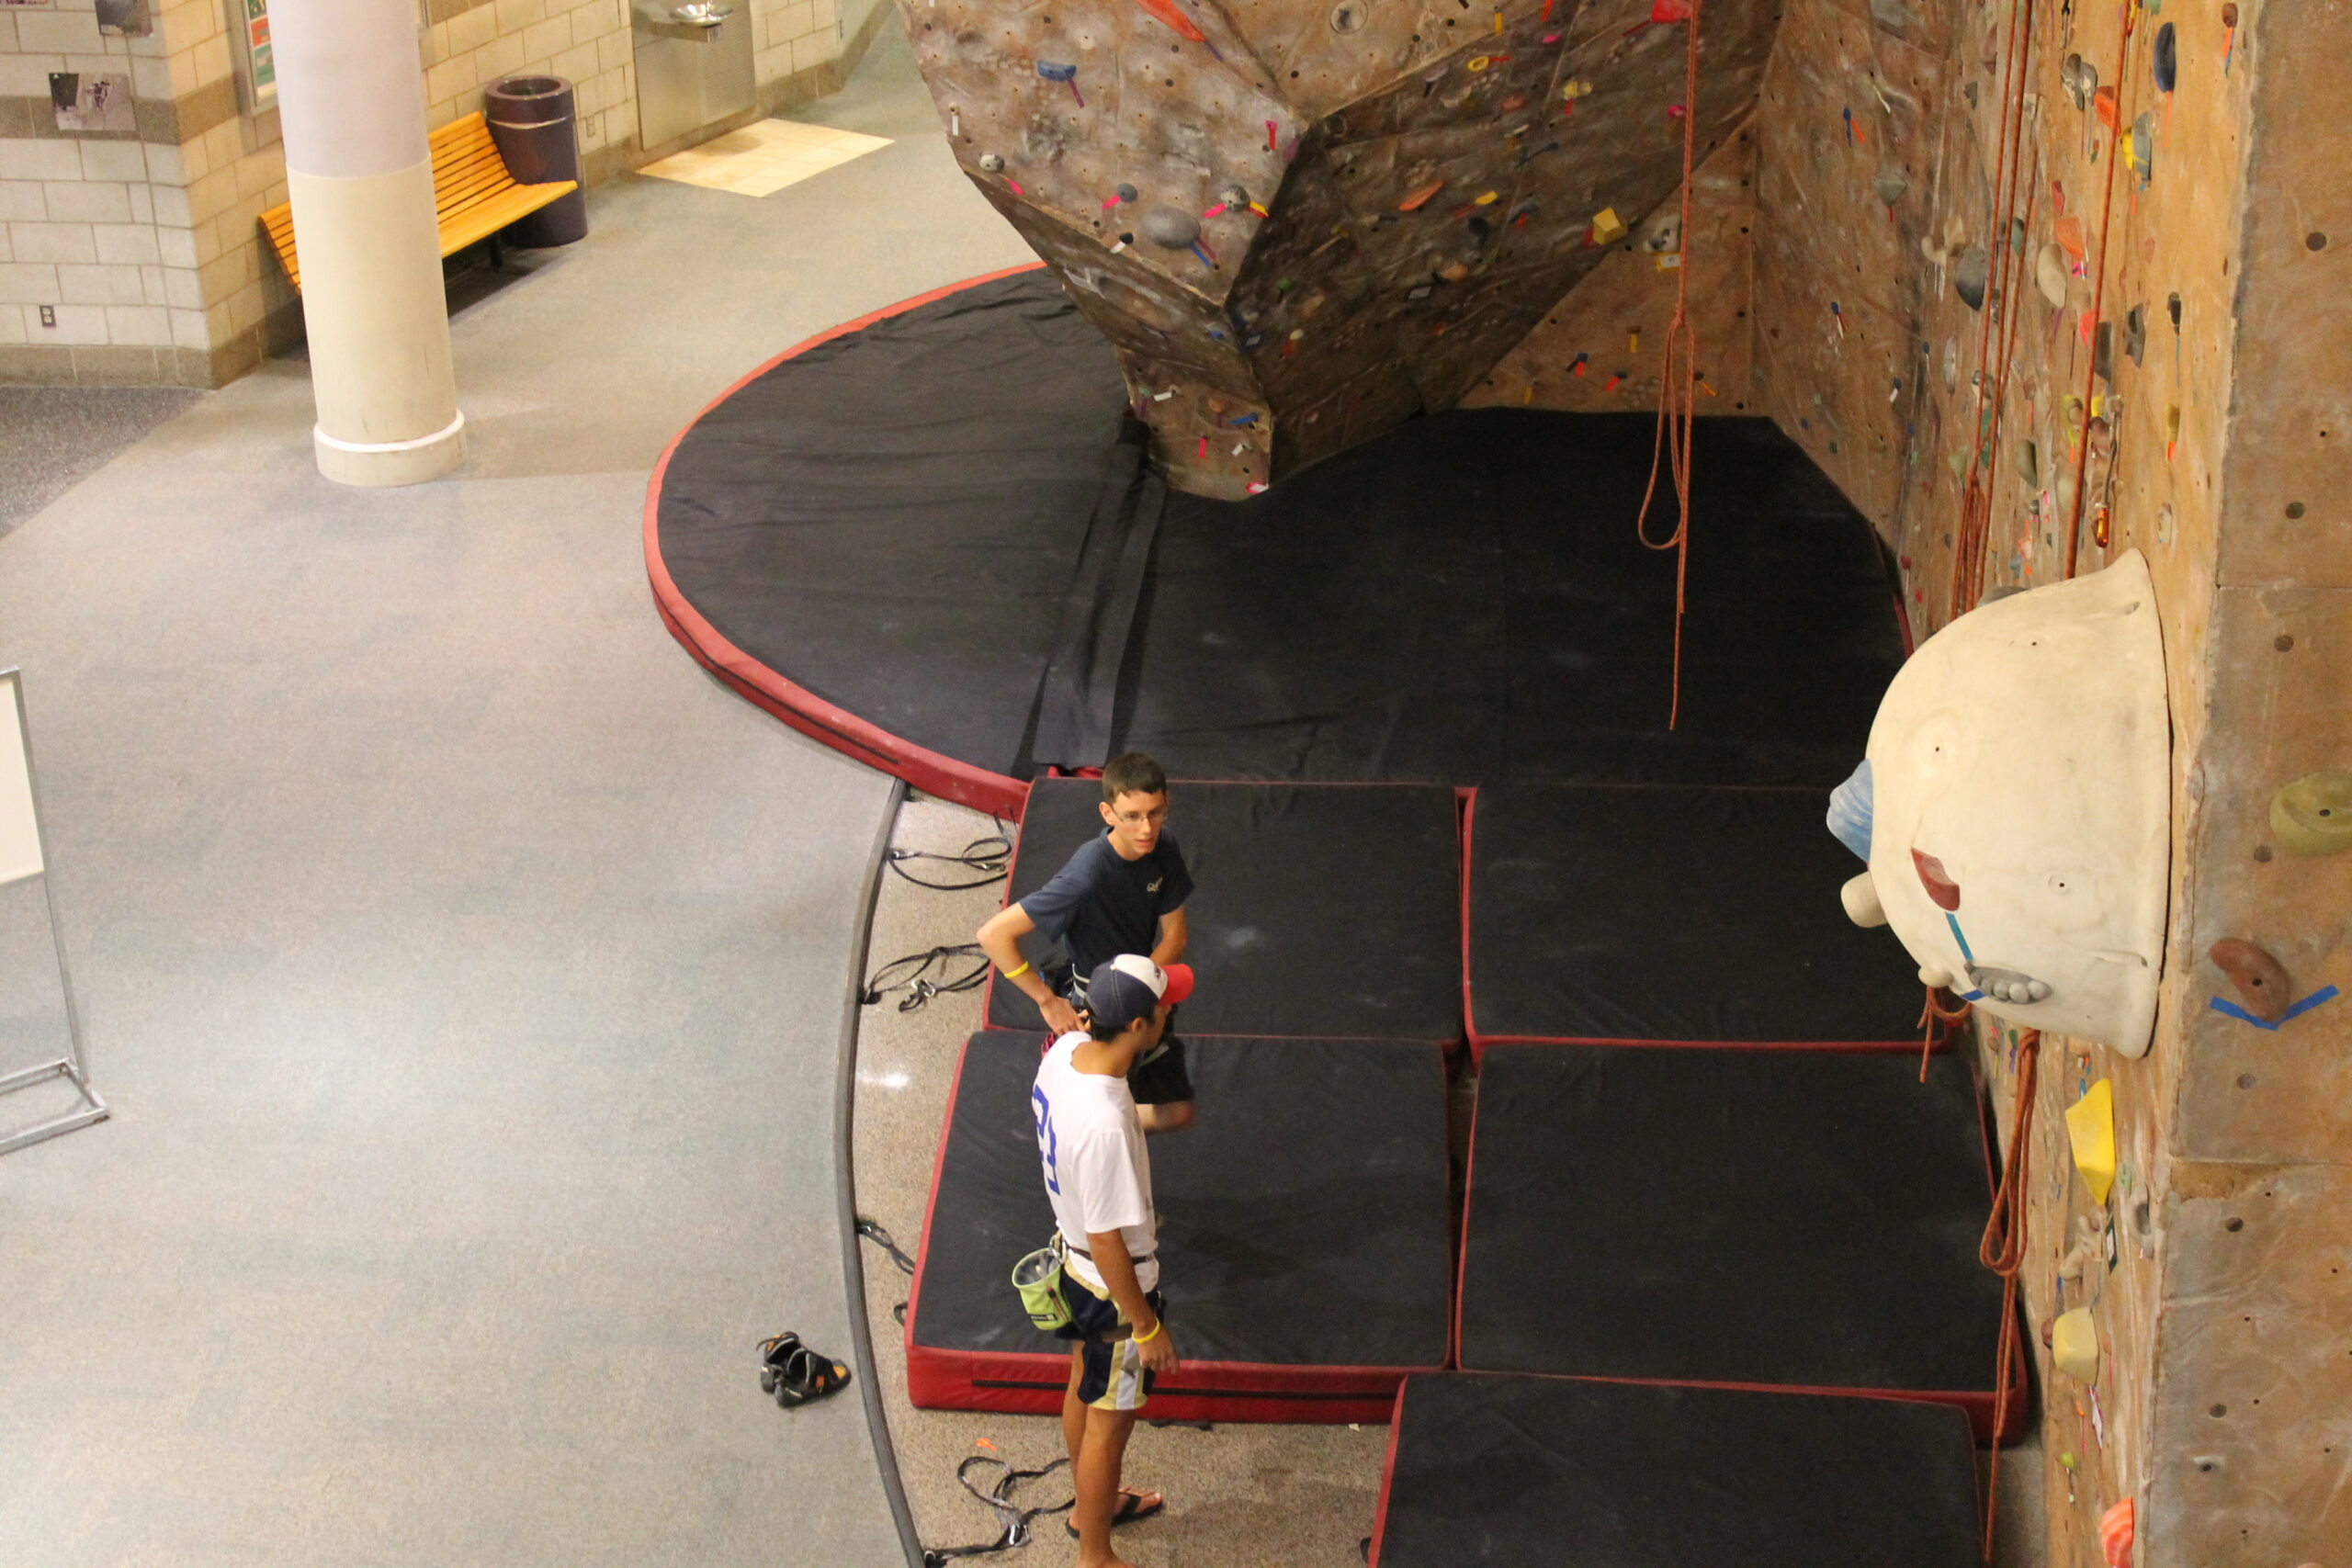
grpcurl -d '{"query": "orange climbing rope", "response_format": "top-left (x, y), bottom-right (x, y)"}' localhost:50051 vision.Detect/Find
top-left (1635, 0), bottom-right (1703, 729)
top-left (2064, 0), bottom-right (2142, 580)
top-left (1977, 1026), bottom-right (2041, 1563)
top-left (1917, 984), bottom-right (1973, 1081)
top-left (1948, 0), bottom-right (2041, 621)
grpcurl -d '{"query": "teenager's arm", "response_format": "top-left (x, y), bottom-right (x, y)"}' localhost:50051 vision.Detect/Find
top-left (1151, 906), bottom-right (1188, 967)
top-left (977, 904), bottom-right (1080, 1034)
top-left (1089, 1231), bottom-right (1180, 1372)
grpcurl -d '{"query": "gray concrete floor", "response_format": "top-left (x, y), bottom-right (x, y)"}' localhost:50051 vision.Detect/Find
top-left (0, 387), bottom-right (204, 536)
top-left (0, 26), bottom-right (1029, 1568)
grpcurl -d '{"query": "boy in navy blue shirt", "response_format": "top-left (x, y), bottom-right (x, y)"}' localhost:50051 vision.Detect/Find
top-left (978, 753), bottom-right (1195, 1132)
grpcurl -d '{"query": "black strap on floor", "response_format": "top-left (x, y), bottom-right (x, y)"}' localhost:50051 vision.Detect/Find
top-left (922, 1455), bottom-right (1075, 1563)
top-left (1025, 414), bottom-right (1166, 773)
top-left (862, 944), bottom-right (989, 1010)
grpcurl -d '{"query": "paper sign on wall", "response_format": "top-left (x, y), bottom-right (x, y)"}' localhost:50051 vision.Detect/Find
top-left (0, 675), bottom-right (46, 888)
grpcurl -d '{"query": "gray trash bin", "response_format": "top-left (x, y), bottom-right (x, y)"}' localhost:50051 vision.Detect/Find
top-left (484, 75), bottom-right (588, 248)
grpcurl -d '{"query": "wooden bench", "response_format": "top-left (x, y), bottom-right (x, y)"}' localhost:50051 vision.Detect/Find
top-left (260, 111), bottom-right (577, 292)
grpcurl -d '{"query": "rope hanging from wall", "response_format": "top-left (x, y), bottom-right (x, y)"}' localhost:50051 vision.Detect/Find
top-left (1948, 0), bottom-right (2041, 622)
top-left (2064, 0), bottom-right (2143, 581)
top-left (1977, 1027), bottom-right (2041, 1563)
top-left (1635, 0), bottom-right (1704, 729)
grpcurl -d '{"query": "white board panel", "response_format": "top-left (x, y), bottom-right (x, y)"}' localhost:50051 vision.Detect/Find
top-left (0, 673), bottom-right (46, 888)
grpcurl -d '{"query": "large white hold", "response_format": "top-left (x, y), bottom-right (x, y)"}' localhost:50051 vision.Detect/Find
top-left (1844, 552), bottom-right (2171, 1055)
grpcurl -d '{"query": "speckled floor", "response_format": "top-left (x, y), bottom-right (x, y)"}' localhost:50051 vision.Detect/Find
top-left (851, 795), bottom-right (1392, 1568)
top-left (0, 386), bottom-right (203, 537)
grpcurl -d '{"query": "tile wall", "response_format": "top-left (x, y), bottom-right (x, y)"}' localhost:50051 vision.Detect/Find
top-left (2, 0), bottom-right (897, 387)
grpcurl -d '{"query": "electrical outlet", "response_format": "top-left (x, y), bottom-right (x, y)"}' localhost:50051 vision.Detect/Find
top-left (39, 305), bottom-right (56, 328)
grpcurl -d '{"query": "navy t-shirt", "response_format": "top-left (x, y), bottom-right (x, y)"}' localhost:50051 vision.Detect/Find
top-left (1017, 830), bottom-right (1193, 989)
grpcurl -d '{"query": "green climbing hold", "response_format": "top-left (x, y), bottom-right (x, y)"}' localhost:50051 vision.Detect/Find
top-left (2270, 771), bottom-right (2352, 855)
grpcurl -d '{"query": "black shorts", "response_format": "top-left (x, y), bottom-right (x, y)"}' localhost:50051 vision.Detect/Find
top-left (1056, 1269), bottom-right (1168, 1411)
top-left (1054, 974), bottom-right (1195, 1106)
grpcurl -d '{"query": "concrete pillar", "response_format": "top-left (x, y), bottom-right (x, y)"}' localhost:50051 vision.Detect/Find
top-left (274, 0), bottom-right (465, 486)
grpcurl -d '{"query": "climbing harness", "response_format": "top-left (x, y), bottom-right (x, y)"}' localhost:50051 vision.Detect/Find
top-left (863, 943), bottom-right (991, 1011)
top-left (922, 1455), bottom-right (1076, 1562)
top-left (1635, 0), bottom-right (1702, 729)
top-left (887, 826), bottom-right (1012, 892)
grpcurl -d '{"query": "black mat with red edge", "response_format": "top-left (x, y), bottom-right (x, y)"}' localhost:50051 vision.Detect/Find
top-left (906, 1032), bottom-right (1453, 1420)
top-left (650, 269), bottom-right (1905, 797)
top-left (1465, 782), bottom-right (1922, 1048)
top-left (986, 778), bottom-right (1463, 1042)
top-left (1456, 1045), bottom-right (2007, 1420)
top-left (1369, 1373), bottom-right (1982, 1568)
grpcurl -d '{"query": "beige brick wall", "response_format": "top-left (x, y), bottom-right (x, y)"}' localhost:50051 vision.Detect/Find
top-left (4, 0), bottom-right (888, 385)
top-left (0, 0), bottom-right (213, 384)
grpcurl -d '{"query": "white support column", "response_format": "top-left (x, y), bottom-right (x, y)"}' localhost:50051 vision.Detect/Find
top-left (274, 0), bottom-right (465, 487)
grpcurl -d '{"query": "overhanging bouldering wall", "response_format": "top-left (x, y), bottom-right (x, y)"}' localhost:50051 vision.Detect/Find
top-left (903, 0), bottom-right (1782, 496)
top-left (1750, 0), bottom-right (2352, 1562)
top-left (1461, 124), bottom-right (1758, 412)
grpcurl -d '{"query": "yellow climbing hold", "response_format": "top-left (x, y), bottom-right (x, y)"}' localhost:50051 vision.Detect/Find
top-left (1590, 208), bottom-right (1627, 245)
top-left (1475, 190), bottom-right (1500, 205)
top-left (2052, 1307), bottom-right (2099, 1382)
top-left (2065, 1078), bottom-right (2116, 1207)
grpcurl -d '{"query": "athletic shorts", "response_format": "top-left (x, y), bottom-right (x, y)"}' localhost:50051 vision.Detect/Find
top-left (1054, 971), bottom-right (1195, 1106)
top-left (1056, 1269), bottom-right (1168, 1412)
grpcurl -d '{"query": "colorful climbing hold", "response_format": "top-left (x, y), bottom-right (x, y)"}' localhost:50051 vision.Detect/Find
top-left (2270, 771), bottom-right (2352, 855)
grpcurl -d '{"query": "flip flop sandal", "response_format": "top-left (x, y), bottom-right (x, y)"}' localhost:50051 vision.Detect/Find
top-left (758, 1333), bottom-right (852, 1408)
top-left (1065, 1488), bottom-right (1164, 1537)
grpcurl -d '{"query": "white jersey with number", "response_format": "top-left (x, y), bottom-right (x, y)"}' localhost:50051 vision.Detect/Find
top-left (1032, 1032), bottom-right (1159, 1293)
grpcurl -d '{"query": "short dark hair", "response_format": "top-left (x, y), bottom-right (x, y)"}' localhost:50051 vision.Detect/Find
top-left (1101, 752), bottom-right (1167, 804)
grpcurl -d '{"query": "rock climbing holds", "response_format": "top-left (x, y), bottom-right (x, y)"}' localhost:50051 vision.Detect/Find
top-left (1037, 60), bottom-right (1084, 106)
top-left (2051, 1307), bottom-right (2099, 1382)
top-left (977, 152), bottom-right (1005, 173)
top-left (1589, 208), bottom-right (1627, 246)
top-left (1141, 206), bottom-right (1202, 249)
top-left (1873, 170), bottom-right (1908, 207)
top-left (2037, 243), bottom-right (2070, 307)
top-left (1397, 179), bottom-right (1445, 212)
top-left (2062, 53), bottom-right (2098, 110)
top-left (2098, 1499), bottom-right (2133, 1568)
top-left (1132, 0), bottom-right (1205, 43)
top-left (2210, 938), bottom-right (2291, 1021)
top-left (2154, 22), bottom-right (2177, 92)
top-left (1329, 0), bottom-right (1367, 32)
top-left (2270, 772), bottom-right (2352, 855)
top-left (1953, 245), bottom-right (1991, 310)
top-left (2064, 1079), bottom-right (2115, 1205)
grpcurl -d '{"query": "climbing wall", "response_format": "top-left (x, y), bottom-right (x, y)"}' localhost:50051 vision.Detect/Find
top-left (1460, 125), bottom-right (1758, 412)
top-left (1749, 0), bottom-right (2352, 1562)
top-left (902, 0), bottom-right (1781, 495)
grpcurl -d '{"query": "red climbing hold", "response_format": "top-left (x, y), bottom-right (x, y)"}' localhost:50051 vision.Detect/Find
top-left (1650, 0), bottom-right (1693, 21)
top-left (1133, 0), bottom-right (1205, 43)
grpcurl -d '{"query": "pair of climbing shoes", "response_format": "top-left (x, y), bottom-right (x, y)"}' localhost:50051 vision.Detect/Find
top-left (758, 1332), bottom-right (851, 1408)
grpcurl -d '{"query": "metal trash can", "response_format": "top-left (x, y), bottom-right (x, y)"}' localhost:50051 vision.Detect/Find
top-left (484, 75), bottom-right (588, 248)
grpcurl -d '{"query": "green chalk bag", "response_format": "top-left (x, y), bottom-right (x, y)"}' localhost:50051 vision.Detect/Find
top-left (1012, 1240), bottom-right (1072, 1332)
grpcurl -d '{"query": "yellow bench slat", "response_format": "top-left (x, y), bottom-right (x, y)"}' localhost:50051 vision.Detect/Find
top-left (258, 105), bottom-right (576, 292)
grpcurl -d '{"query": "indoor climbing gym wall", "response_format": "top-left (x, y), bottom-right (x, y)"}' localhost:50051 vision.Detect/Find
top-left (902, 0), bottom-right (1779, 495)
top-left (1460, 126), bottom-right (1758, 412)
top-left (1751, 0), bottom-right (2351, 1562)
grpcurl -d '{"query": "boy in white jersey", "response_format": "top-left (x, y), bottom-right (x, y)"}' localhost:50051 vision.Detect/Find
top-left (1032, 953), bottom-right (1194, 1567)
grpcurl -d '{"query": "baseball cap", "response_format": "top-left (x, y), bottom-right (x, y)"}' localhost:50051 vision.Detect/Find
top-left (1084, 953), bottom-right (1195, 1032)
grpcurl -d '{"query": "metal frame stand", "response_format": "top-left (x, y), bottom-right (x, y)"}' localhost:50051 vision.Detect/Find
top-left (0, 668), bottom-right (107, 1156)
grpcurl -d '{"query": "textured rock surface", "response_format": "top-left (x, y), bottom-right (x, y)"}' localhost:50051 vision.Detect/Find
top-left (904, 0), bottom-right (1782, 494)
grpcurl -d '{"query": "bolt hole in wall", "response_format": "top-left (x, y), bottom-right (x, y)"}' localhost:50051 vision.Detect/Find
top-left (633, 0), bottom-right (756, 150)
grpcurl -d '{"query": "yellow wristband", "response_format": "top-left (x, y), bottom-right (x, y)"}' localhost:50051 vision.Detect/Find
top-left (1003, 961), bottom-right (1033, 981)
top-left (1133, 1316), bottom-right (1163, 1343)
